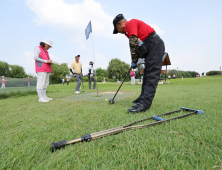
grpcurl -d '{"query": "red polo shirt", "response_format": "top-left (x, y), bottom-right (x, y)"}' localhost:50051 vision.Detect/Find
top-left (124, 19), bottom-right (155, 41)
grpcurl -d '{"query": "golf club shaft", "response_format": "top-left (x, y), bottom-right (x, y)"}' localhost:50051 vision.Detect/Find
top-left (52, 110), bottom-right (200, 152)
top-left (112, 67), bottom-right (131, 100)
top-left (50, 82), bottom-right (59, 91)
top-left (128, 111), bottom-right (197, 129)
top-left (124, 109), bottom-right (182, 127)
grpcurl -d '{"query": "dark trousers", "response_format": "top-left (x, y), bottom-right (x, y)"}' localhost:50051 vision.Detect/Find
top-left (88, 75), bottom-right (96, 89)
top-left (139, 34), bottom-right (165, 109)
top-left (67, 81), bottom-right (69, 85)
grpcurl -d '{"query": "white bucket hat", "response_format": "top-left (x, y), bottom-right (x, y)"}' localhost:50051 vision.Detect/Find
top-left (2, 76), bottom-right (4, 78)
top-left (42, 38), bottom-right (53, 47)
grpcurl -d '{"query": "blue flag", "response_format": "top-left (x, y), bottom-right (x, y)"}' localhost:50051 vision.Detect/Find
top-left (85, 21), bottom-right (92, 40)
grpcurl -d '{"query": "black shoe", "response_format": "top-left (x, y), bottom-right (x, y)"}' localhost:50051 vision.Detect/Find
top-left (128, 103), bottom-right (147, 113)
top-left (132, 97), bottom-right (141, 103)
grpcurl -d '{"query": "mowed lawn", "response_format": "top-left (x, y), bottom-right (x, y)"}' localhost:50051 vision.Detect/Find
top-left (0, 76), bottom-right (222, 169)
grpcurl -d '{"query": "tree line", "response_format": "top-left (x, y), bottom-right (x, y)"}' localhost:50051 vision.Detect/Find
top-left (2, 59), bottom-right (219, 83)
top-left (0, 61), bottom-right (28, 78)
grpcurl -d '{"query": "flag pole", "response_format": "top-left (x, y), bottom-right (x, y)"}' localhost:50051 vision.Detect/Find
top-left (90, 29), bottom-right (98, 97)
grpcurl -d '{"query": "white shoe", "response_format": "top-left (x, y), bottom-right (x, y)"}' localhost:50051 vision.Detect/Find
top-left (38, 98), bottom-right (49, 102)
top-left (44, 96), bottom-right (53, 100)
top-left (75, 91), bottom-right (80, 94)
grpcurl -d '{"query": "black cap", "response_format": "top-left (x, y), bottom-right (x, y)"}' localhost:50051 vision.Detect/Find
top-left (113, 14), bottom-right (125, 34)
top-left (76, 55), bottom-right (80, 57)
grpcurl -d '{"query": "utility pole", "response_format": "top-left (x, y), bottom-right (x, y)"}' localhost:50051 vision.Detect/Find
top-left (220, 66), bottom-right (221, 75)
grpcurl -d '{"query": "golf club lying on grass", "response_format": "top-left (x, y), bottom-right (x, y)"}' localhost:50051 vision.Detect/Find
top-left (81, 77), bottom-right (84, 92)
top-left (109, 67), bottom-right (132, 104)
top-left (51, 107), bottom-right (204, 152)
top-left (49, 81), bottom-right (59, 92)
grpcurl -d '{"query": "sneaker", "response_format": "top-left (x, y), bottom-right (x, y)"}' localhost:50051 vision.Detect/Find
top-left (38, 98), bottom-right (49, 102)
top-left (44, 96), bottom-right (53, 100)
top-left (75, 91), bottom-right (80, 94)
top-left (128, 103), bottom-right (148, 113)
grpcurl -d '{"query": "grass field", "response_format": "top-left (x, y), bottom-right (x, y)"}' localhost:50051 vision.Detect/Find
top-left (0, 86), bottom-right (36, 94)
top-left (0, 76), bottom-right (222, 169)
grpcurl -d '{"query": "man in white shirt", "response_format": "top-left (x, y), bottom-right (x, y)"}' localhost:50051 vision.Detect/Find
top-left (88, 61), bottom-right (96, 89)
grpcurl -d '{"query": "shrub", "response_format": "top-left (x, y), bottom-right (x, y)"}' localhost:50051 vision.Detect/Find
top-left (206, 71), bottom-right (221, 76)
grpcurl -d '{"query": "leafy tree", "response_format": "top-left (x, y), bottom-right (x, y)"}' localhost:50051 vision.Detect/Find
top-left (167, 69), bottom-right (182, 78)
top-left (107, 58), bottom-right (130, 80)
top-left (95, 68), bottom-right (107, 77)
top-left (0, 61), bottom-right (10, 77)
top-left (206, 71), bottom-right (220, 76)
top-left (188, 71), bottom-right (200, 77)
top-left (181, 71), bottom-right (192, 78)
top-left (9, 65), bottom-right (27, 78)
top-left (50, 63), bottom-right (70, 83)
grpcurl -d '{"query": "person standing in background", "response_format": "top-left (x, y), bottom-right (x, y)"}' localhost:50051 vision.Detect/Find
top-left (62, 78), bottom-right (65, 85)
top-left (1, 76), bottom-right (6, 89)
top-left (70, 55), bottom-right (83, 94)
top-left (102, 77), bottom-right (106, 84)
top-left (88, 61), bottom-right (96, 89)
top-left (26, 77), bottom-right (29, 87)
top-left (66, 78), bottom-right (70, 85)
top-left (131, 70), bottom-right (135, 85)
top-left (34, 38), bottom-right (54, 102)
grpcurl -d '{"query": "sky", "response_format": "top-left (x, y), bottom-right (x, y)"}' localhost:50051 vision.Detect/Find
top-left (0, 0), bottom-right (222, 76)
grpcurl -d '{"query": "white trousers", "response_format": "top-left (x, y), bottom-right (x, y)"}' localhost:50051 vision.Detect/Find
top-left (131, 77), bottom-right (135, 85)
top-left (37, 72), bottom-right (50, 90)
top-left (1, 84), bottom-right (5, 89)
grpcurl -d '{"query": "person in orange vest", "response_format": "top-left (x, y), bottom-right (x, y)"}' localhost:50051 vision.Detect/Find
top-left (67, 78), bottom-right (70, 85)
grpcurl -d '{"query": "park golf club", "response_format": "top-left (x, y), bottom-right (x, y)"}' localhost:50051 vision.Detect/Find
top-left (109, 67), bottom-right (132, 104)
top-left (49, 80), bottom-right (59, 92)
top-left (51, 107), bottom-right (204, 152)
top-left (81, 77), bottom-right (85, 92)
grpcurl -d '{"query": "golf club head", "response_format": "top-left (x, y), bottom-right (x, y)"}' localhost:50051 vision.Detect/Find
top-left (51, 142), bottom-right (55, 152)
top-left (109, 99), bottom-right (115, 104)
top-left (51, 141), bottom-right (66, 152)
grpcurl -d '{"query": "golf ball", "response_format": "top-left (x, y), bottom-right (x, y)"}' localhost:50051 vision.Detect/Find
top-left (105, 99), bottom-right (108, 102)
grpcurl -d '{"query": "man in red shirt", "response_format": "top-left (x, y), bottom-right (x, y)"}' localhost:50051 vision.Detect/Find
top-left (113, 14), bottom-right (165, 113)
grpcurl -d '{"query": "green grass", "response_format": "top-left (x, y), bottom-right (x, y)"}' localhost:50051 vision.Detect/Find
top-left (0, 76), bottom-right (222, 169)
top-left (0, 86), bottom-right (36, 94)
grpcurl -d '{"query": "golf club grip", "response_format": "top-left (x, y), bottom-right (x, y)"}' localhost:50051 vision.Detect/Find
top-left (181, 107), bottom-right (204, 115)
top-left (112, 67), bottom-right (131, 100)
top-left (152, 116), bottom-right (164, 121)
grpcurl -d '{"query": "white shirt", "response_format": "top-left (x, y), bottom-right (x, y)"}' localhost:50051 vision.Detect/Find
top-left (62, 79), bottom-right (64, 82)
top-left (88, 65), bottom-right (94, 74)
top-left (34, 47), bottom-right (47, 63)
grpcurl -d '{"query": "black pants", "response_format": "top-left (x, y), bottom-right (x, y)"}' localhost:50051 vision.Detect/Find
top-left (139, 34), bottom-right (165, 109)
top-left (88, 75), bottom-right (96, 89)
top-left (67, 81), bottom-right (69, 85)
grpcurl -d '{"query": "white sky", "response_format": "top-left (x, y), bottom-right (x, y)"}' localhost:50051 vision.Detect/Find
top-left (1, 0), bottom-right (222, 75)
